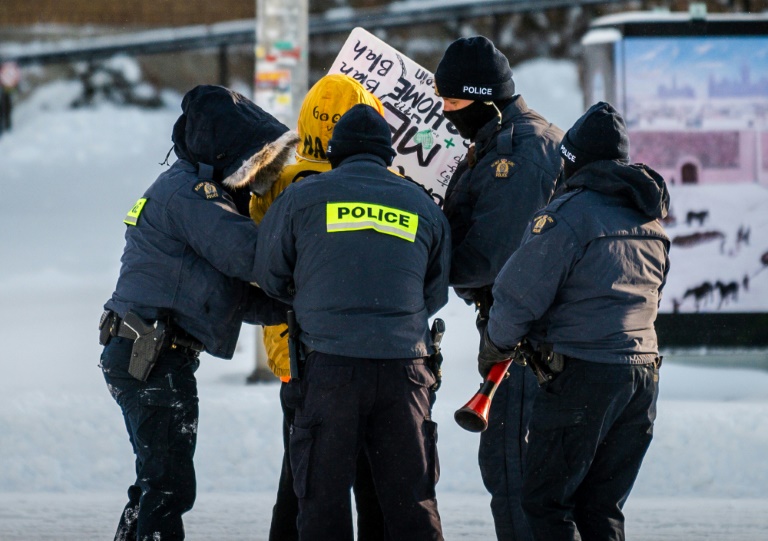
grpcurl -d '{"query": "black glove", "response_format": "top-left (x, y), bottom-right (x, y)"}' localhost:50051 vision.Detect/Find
top-left (512, 339), bottom-right (535, 368)
top-left (478, 326), bottom-right (514, 378)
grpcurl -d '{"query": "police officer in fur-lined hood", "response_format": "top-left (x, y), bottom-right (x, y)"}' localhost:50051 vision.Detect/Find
top-left (254, 104), bottom-right (450, 541)
top-left (433, 35), bottom-right (564, 541)
top-left (479, 102), bottom-right (670, 541)
top-left (99, 85), bottom-right (298, 541)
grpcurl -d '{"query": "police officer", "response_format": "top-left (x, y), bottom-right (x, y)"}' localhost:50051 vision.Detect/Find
top-left (248, 74), bottom-right (390, 541)
top-left (479, 102), bottom-right (670, 541)
top-left (254, 104), bottom-right (450, 541)
top-left (99, 85), bottom-right (297, 541)
top-left (433, 35), bottom-right (563, 540)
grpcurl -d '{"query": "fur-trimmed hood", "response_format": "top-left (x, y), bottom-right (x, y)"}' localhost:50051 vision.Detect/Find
top-left (172, 85), bottom-right (298, 195)
top-left (221, 130), bottom-right (299, 195)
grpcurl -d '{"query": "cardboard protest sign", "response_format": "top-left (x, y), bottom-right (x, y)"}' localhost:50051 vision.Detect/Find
top-left (329, 27), bottom-right (467, 202)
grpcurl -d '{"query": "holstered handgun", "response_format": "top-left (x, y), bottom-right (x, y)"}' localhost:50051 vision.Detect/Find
top-left (525, 343), bottom-right (565, 385)
top-left (121, 311), bottom-right (168, 381)
top-left (427, 318), bottom-right (446, 392)
top-left (286, 310), bottom-right (303, 381)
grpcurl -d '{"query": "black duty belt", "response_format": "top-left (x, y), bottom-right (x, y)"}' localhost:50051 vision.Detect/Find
top-left (102, 310), bottom-right (205, 355)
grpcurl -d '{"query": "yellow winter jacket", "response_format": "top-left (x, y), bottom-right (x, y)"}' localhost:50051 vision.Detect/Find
top-left (251, 74), bottom-right (384, 381)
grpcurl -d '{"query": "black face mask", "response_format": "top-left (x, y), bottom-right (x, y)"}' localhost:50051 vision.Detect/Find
top-left (443, 100), bottom-right (500, 141)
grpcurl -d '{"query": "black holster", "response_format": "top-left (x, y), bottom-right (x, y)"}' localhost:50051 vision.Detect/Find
top-left (427, 318), bottom-right (446, 392)
top-left (286, 310), bottom-right (305, 382)
top-left (98, 309), bottom-right (114, 346)
top-left (527, 343), bottom-right (566, 385)
top-left (122, 311), bottom-right (168, 381)
top-left (99, 310), bottom-right (168, 381)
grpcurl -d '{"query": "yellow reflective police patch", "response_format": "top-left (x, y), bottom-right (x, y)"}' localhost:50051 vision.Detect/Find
top-left (326, 202), bottom-right (418, 242)
top-left (531, 214), bottom-right (556, 234)
top-left (194, 181), bottom-right (219, 199)
top-left (124, 198), bottom-right (147, 226)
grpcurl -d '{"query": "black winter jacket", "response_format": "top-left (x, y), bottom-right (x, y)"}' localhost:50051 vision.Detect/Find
top-left (105, 161), bottom-right (290, 358)
top-left (254, 153), bottom-right (451, 359)
top-left (105, 85), bottom-right (297, 358)
top-left (442, 95), bottom-right (563, 301)
top-left (488, 160), bottom-right (671, 364)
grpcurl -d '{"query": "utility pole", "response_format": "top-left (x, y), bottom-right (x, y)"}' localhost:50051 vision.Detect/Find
top-left (248, 0), bottom-right (308, 383)
top-left (254, 0), bottom-right (308, 129)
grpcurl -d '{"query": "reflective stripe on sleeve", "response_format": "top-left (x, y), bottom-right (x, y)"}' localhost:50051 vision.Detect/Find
top-left (326, 202), bottom-right (418, 242)
top-left (124, 198), bottom-right (147, 226)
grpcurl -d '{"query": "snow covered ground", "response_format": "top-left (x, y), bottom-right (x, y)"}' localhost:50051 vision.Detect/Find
top-left (1, 59), bottom-right (768, 540)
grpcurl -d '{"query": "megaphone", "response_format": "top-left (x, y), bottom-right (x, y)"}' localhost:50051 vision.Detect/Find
top-left (454, 358), bottom-right (512, 432)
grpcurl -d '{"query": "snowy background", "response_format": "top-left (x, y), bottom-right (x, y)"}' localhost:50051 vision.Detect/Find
top-left (1, 58), bottom-right (768, 540)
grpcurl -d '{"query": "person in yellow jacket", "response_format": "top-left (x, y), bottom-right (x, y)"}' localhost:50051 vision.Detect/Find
top-left (249, 74), bottom-right (389, 541)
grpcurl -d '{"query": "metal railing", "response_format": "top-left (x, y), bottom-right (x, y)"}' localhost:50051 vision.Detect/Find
top-left (0, 0), bottom-right (626, 66)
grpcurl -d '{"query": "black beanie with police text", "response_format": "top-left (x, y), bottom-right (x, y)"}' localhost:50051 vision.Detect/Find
top-left (434, 36), bottom-right (515, 101)
top-left (326, 104), bottom-right (396, 168)
top-left (560, 101), bottom-right (630, 179)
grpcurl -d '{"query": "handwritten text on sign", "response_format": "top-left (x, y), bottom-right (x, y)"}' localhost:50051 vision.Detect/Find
top-left (329, 27), bottom-right (468, 201)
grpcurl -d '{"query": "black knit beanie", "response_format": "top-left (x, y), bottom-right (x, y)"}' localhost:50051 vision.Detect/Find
top-left (560, 101), bottom-right (630, 179)
top-left (434, 36), bottom-right (515, 101)
top-left (326, 104), bottom-right (396, 167)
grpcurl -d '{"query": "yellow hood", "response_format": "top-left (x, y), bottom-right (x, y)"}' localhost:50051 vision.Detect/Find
top-left (296, 74), bottom-right (384, 162)
top-left (250, 75), bottom-right (383, 225)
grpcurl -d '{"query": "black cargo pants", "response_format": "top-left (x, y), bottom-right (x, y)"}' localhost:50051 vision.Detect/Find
top-left (100, 336), bottom-right (200, 541)
top-left (269, 381), bottom-right (388, 541)
top-left (290, 352), bottom-right (443, 541)
top-left (475, 296), bottom-right (537, 541)
top-left (479, 363), bottom-right (538, 541)
top-left (522, 357), bottom-right (659, 541)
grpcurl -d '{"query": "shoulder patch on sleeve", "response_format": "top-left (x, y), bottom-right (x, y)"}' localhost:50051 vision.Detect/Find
top-left (124, 198), bottom-right (147, 226)
top-left (490, 158), bottom-right (517, 179)
top-left (531, 213), bottom-right (556, 235)
top-left (194, 181), bottom-right (220, 200)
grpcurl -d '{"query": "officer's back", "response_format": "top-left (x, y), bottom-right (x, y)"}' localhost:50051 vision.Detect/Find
top-left (255, 104), bottom-right (451, 361)
top-left (254, 103), bottom-right (448, 541)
